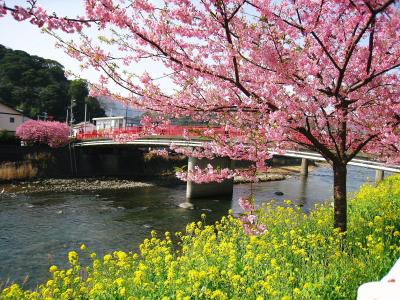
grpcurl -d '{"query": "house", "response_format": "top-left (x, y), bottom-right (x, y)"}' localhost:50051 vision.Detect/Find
top-left (72, 121), bottom-right (96, 136)
top-left (93, 116), bottom-right (141, 131)
top-left (0, 102), bottom-right (30, 133)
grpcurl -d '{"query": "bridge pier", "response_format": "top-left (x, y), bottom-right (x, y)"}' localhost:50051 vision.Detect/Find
top-left (300, 158), bottom-right (309, 176)
top-left (375, 170), bottom-right (384, 183)
top-left (186, 157), bottom-right (234, 199)
top-left (298, 175), bottom-right (308, 207)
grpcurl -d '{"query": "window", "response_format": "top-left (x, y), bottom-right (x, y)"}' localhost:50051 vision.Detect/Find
top-left (10, 117), bottom-right (14, 123)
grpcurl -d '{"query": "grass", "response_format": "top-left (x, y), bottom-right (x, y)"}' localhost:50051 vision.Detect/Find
top-left (0, 162), bottom-right (38, 181)
top-left (2, 175), bottom-right (400, 299)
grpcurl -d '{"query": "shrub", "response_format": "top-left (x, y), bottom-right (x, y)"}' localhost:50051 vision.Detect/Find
top-left (2, 176), bottom-right (400, 299)
top-left (16, 120), bottom-right (70, 148)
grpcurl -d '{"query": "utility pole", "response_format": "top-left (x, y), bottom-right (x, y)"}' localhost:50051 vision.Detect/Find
top-left (125, 105), bottom-right (128, 128)
top-left (70, 98), bottom-right (76, 136)
top-left (70, 98), bottom-right (76, 125)
top-left (84, 103), bottom-right (87, 133)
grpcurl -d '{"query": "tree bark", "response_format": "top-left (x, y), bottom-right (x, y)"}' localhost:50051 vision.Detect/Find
top-left (333, 162), bottom-right (347, 232)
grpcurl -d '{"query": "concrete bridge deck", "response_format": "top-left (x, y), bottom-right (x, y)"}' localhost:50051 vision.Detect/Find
top-left (74, 127), bottom-right (400, 199)
top-left (74, 137), bottom-right (400, 173)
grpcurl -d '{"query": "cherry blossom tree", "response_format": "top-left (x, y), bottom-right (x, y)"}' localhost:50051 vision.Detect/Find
top-left (3, 0), bottom-right (400, 231)
top-left (16, 120), bottom-right (70, 148)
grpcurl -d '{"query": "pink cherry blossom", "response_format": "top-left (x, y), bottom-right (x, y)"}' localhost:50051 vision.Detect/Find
top-left (148, 148), bottom-right (169, 159)
top-left (238, 196), bottom-right (267, 235)
top-left (239, 197), bottom-right (255, 212)
top-left (176, 164), bottom-right (235, 184)
top-left (16, 120), bottom-right (70, 148)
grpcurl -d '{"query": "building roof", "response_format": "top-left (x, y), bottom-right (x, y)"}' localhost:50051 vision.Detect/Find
top-left (0, 102), bottom-right (25, 116)
top-left (72, 122), bottom-right (96, 129)
top-left (93, 116), bottom-right (125, 121)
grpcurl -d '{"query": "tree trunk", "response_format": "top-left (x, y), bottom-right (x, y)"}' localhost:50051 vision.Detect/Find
top-left (333, 162), bottom-right (347, 232)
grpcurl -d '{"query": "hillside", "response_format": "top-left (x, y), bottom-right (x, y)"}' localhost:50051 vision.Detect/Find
top-left (0, 44), bottom-right (105, 122)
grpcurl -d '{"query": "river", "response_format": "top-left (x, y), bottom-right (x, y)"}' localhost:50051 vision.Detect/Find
top-left (0, 165), bottom-right (384, 289)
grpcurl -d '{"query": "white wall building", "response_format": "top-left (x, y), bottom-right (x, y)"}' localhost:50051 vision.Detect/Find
top-left (93, 116), bottom-right (140, 131)
top-left (0, 102), bottom-right (30, 133)
top-left (72, 121), bottom-right (96, 136)
top-left (93, 116), bottom-right (125, 131)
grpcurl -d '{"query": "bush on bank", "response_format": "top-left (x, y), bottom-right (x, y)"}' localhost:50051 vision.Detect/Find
top-left (2, 175), bottom-right (400, 300)
top-left (16, 120), bottom-right (70, 148)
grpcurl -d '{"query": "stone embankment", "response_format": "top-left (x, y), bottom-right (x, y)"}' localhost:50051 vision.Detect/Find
top-left (234, 173), bottom-right (286, 184)
top-left (234, 165), bottom-right (318, 184)
top-left (0, 165), bottom-right (320, 195)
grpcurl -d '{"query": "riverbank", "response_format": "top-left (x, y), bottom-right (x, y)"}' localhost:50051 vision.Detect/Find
top-left (0, 164), bottom-right (320, 195)
top-left (0, 178), bottom-right (154, 194)
top-left (234, 164), bottom-right (318, 183)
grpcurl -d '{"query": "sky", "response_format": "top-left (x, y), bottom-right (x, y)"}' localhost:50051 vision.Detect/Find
top-left (0, 0), bottom-right (101, 82)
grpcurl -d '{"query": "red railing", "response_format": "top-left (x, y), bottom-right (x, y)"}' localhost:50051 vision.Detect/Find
top-left (75, 125), bottom-right (310, 147)
top-left (75, 125), bottom-right (238, 141)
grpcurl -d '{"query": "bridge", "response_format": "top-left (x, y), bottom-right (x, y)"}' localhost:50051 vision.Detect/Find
top-left (75, 125), bottom-right (400, 199)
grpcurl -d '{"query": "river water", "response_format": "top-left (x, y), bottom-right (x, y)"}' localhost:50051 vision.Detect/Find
top-left (0, 165), bottom-right (383, 288)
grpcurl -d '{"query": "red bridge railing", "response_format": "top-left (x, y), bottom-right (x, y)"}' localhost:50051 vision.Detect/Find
top-left (75, 125), bottom-right (238, 141)
top-left (75, 125), bottom-right (311, 146)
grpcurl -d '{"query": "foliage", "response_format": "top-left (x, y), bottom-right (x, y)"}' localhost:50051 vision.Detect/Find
top-left (68, 79), bottom-right (106, 123)
top-left (0, 44), bottom-right (105, 122)
top-left (0, 130), bottom-right (19, 145)
top-left (0, 44), bottom-right (69, 120)
top-left (16, 120), bottom-right (70, 148)
top-left (2, 176), bottom-right (400, 299)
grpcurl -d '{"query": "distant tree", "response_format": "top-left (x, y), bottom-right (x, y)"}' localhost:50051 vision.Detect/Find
top-left (16, 120), bottom-right (70, 148)
top-left (0, 45), bottom-right (105, 122)
top-left (68, 79), bottom-right (105, 123)
top-left (0, 44), bottom-right (70, 120)
top-left (85, 95), bottom-right (106, 121)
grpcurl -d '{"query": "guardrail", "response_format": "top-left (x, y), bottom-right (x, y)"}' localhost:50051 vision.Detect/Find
top-left (74, 138), bottom-right (204, 148)
top-left (75, 125), bottom-right (240, 141)
top-left (270, 150), bottom-right (400, 173)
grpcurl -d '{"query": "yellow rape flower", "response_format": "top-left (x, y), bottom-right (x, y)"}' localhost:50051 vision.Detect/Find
top-left (68, 251), bottom-right (79, 265)
top-left (49, 265), bottom-right (58, 273)
top-left (103, 254), bottom-right (113, 263)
